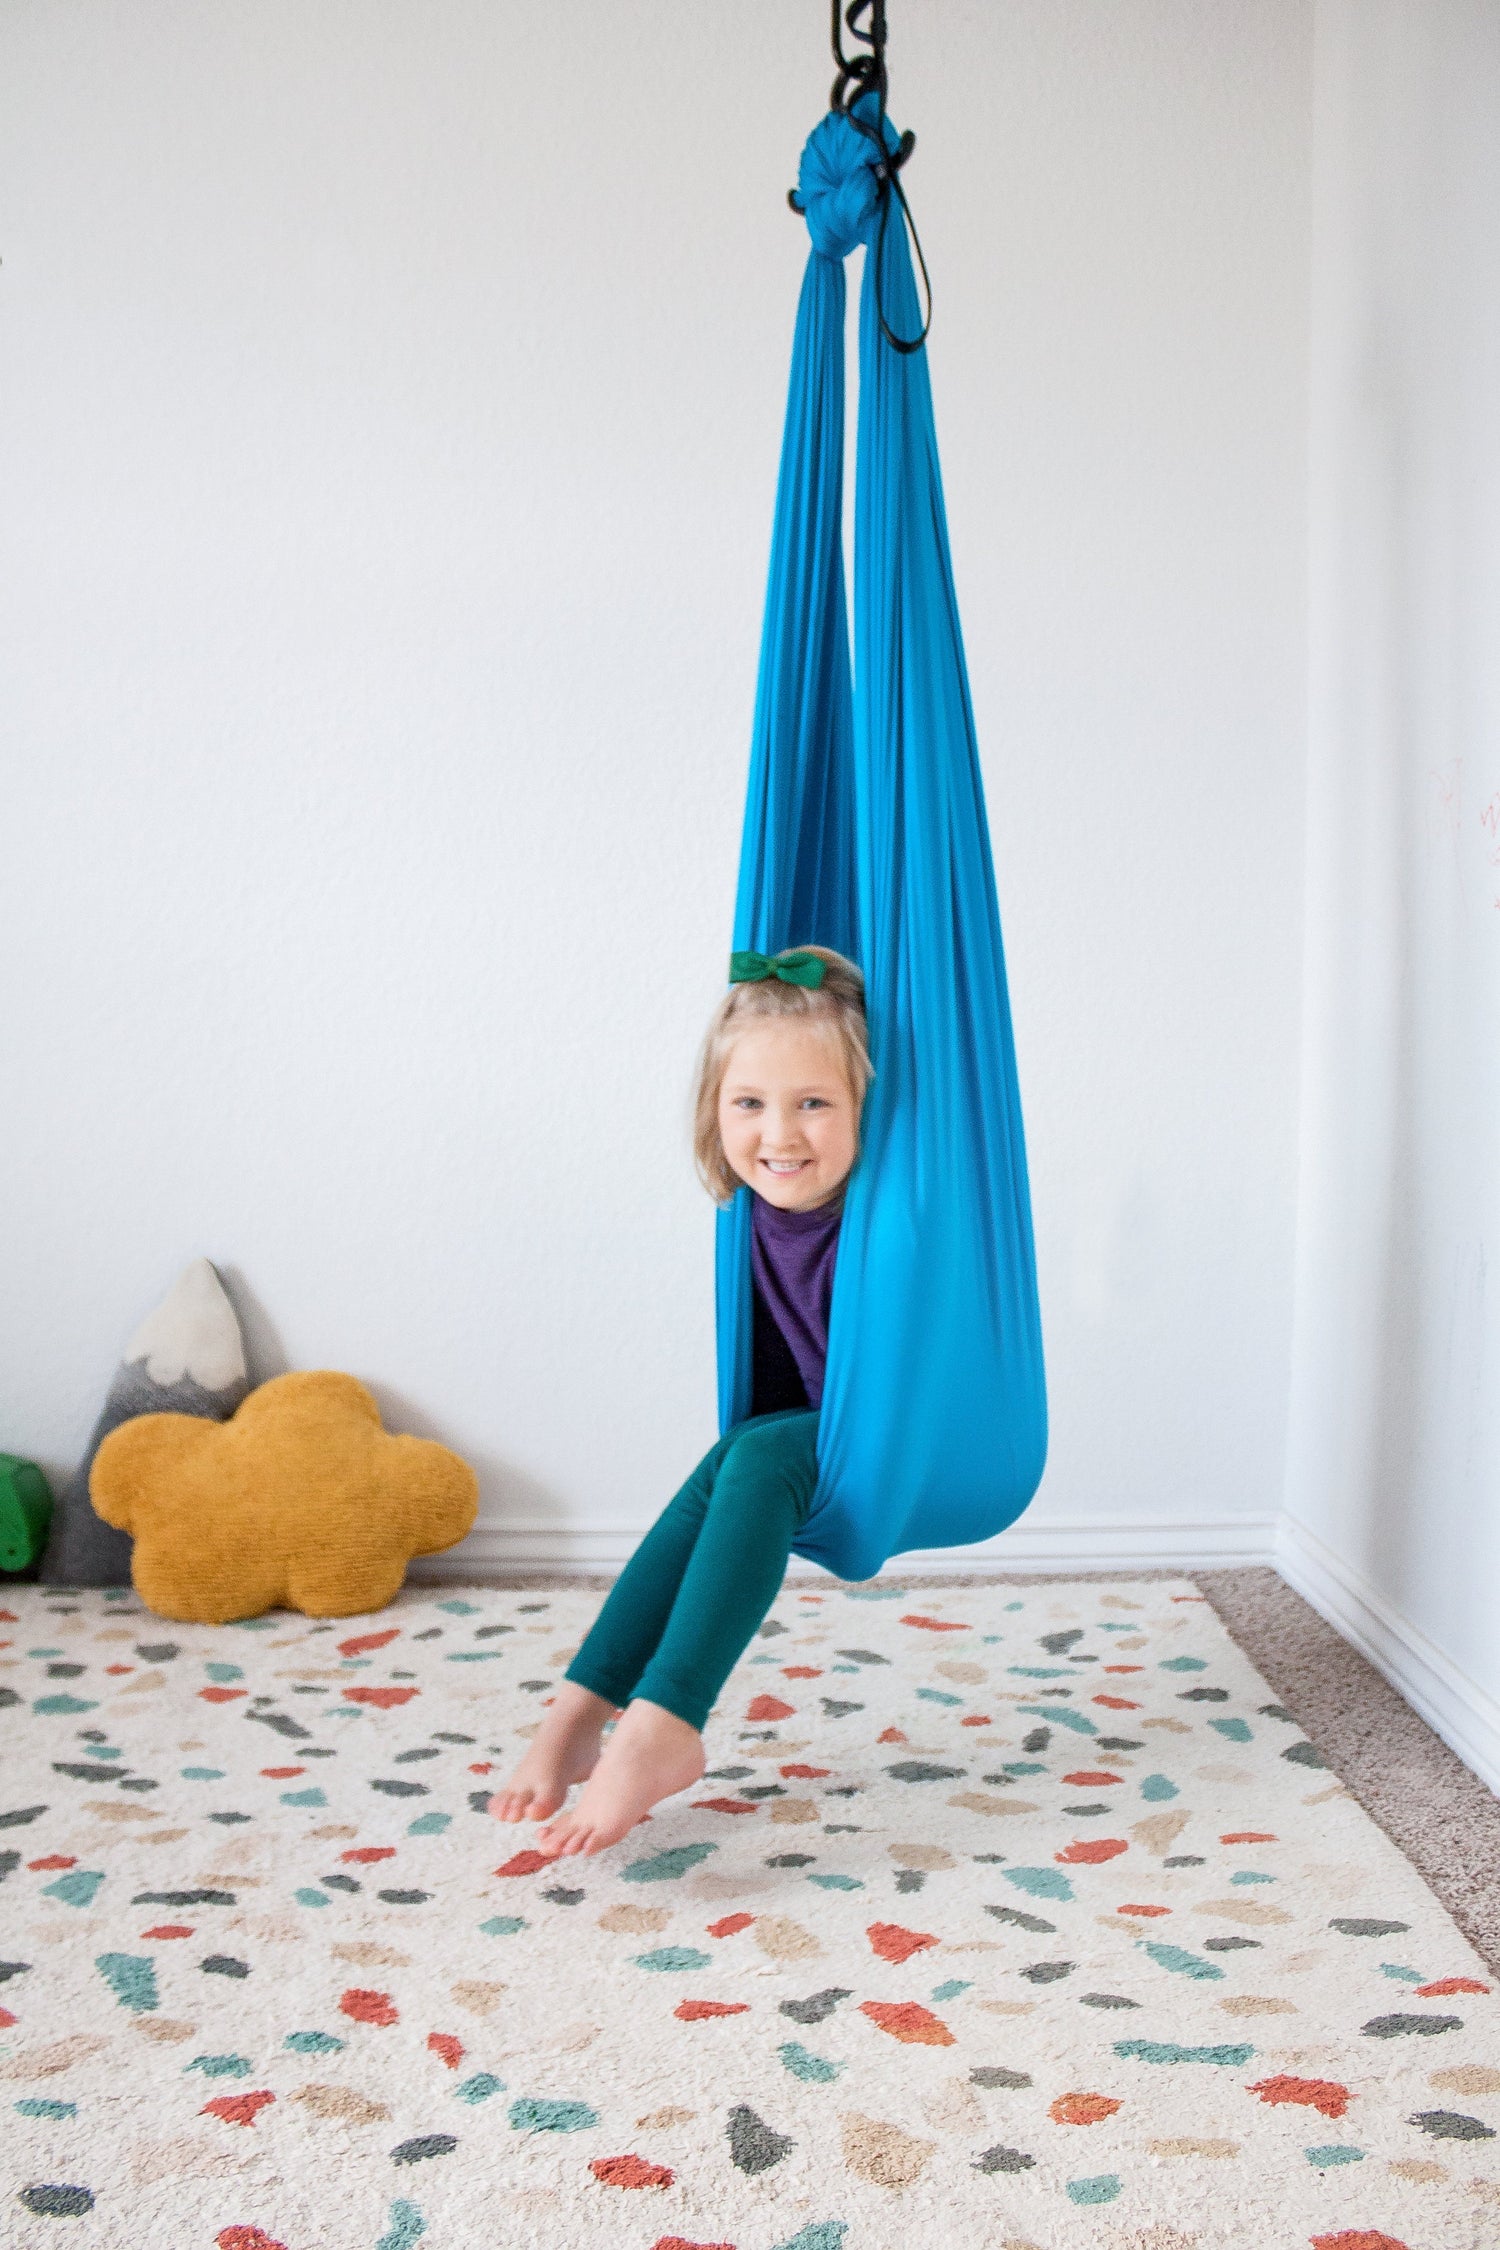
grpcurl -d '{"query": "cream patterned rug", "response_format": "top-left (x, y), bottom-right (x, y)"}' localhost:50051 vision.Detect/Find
top-left (2, 1577), bottom-right (1497, 2250)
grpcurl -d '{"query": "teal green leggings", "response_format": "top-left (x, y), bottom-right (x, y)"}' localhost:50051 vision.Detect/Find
top-left (564, 1410), bottom-right (819, 1732)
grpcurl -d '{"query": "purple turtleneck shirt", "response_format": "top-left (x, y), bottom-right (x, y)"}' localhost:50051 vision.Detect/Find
top-left (750, 1191), bottom-right (843, 1413)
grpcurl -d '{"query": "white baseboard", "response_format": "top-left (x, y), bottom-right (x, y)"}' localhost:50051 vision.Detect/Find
top-left (412, 1510), bottom-right (1278, 1582)
top-left (1277, 1513), bottom-right (1500, 1796)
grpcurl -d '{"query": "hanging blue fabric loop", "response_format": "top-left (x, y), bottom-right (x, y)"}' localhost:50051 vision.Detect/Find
top-left (719, 109), bottom-right (1047, 1582)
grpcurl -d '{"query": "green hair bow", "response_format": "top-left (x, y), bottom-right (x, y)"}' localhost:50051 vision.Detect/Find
top-left (729, 948), bottom-right (826, 990)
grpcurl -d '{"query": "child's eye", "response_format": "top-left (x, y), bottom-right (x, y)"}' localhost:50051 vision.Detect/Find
top-left (800, 1097), bottom-right (830, 1111)
top-left (733, 1096), bottom-right (762, 1111)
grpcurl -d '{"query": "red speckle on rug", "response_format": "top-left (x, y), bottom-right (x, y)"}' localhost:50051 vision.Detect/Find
top-left (1250, 2076), bottom-right (1352, 2119)
top-left (650, 2238), bottom-right (736, 2250)
top-left (1049, 2092), bottom-right (1123, 2125)
top-left (745, 1695), bottom-right (795, 1722)
top-left (427, 2032), bottom-right (464, 2069)
top-left (338, 1628), bottom-right (401, 1656)
top-left (1056, 1839), bottom-right (1129, 1865)
top-left (216, 2229), bottom-right (289, 2250)
top-left (343, 1686), bottom-right (419, 1708)
top-left (1116, 1904), bottom-right (1171, 1918)
top-left (29, 1856), bottom-right (77, 1871)
top-left (590, 2154), bottom-right (675, 2188)
top-left (877, 1727), bottom-right (907, 1744)
top-left (468, 1762), bottom-right (493, 1774)
top-left (141, 1925), bottom-right (194, 1940)
top-left (201, 2091), bottom-right (275, 2128)
top-left (866, 1922), bottom-right (938, 1965)
top-left (859, 2000), bottom-right (955, 2047)
top-left (959, 1715), bottom-right (992, 1726)
top-left (1061, 1772), bottom-right (1123, 1788)
top-left (495, 1850), bottom-right (552, 1877)
top-left (1094, 1695), bottom-right (1141, 1709)
top-left (707, 1914), bottom-right (754, 1939)
top-left (199, 1687), bottom-right (247, 1703)
top-left (674, 2001), bottom-right (751, 2021)
top-left (260, 1767), bottom-right (304, 1780)
top-left (782, 1667), bottom-right (822, 1679)
top-left (691, 1799), bottom-right (760, 1816)
top-left (1415, 1977), bottom-right (1489, 1996)
top-left (342, 1846), bottom-right (398, 1864)
top-left (1102, 1665), bottom-right (1144, 1674)
top-left (339, 1988), bottom-right (398, 2027)
top-left (780, 1764), bottom-right (829, 1779)
top-left (899, 1614), bottom-right (968, 1632)
top-left (0, 2008), bottom-right (17, 2029)
top-left (1309, 2235), bottom-right (1410, 2250)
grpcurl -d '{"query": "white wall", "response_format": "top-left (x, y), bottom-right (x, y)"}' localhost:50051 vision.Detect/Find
top-left (0, 3), bottom-right (1311, 1570)
top-left (1281, 0), bottom-right (1500, 1786)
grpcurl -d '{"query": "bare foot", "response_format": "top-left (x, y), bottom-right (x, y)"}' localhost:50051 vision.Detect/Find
top-left (488, 1682), bottom-right (616, 1825)
top-left (535, 1699), bottom-right (705, 1857)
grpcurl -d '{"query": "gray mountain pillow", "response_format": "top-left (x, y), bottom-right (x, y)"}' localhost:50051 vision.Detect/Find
top-left (40, 1259), bottom-right (250, 1587)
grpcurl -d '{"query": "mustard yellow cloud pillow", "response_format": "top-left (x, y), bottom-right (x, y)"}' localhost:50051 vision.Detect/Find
top-left (90, 1370), bottom-right (478, 1623)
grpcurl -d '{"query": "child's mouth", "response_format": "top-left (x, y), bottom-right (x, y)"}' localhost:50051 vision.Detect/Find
top-left (761, 1159), bottom-right (809, 1176)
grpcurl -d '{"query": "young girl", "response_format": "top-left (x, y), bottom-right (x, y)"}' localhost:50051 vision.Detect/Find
top-left (490, 944), bottom-right (870, 1857)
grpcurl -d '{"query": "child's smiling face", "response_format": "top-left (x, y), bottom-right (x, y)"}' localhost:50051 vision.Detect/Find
top-left (717, 1021), bottom-right (860, 1211)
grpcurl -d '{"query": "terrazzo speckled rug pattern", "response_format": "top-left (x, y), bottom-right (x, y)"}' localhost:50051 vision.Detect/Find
top-left (3, 1578), bottom-right (1498, 2250)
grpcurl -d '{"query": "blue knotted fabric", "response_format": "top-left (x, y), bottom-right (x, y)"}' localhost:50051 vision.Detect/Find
top-left (718, 106), bottom-right (1047, 1580)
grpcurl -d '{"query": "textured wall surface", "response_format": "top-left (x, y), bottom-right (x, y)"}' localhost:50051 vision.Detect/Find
top-left (0, 3), bottom-right (1311, 1556)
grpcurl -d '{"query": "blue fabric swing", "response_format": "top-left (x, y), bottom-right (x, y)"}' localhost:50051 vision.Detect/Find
top-left (716, 100), bottom-right (1048, 1582)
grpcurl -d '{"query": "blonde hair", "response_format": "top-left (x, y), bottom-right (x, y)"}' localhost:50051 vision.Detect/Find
top-left (692, 944), bottom-right (872, 1205)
